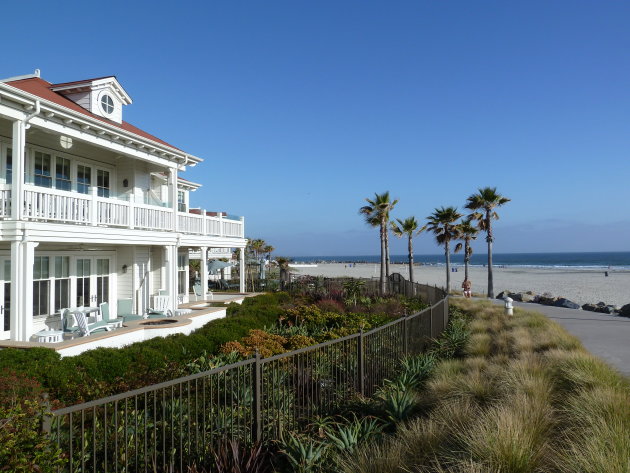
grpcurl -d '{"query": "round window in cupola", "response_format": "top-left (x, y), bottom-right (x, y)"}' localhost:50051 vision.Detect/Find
top-left (100, 94), bottom-right (114, 115)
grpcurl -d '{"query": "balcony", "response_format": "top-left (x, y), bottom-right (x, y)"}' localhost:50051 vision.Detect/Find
top-left (0, 185), bottom-right (244, 238)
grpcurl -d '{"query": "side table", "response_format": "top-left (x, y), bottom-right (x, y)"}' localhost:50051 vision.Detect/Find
top-left (35, 330), bottom-right (64, 343)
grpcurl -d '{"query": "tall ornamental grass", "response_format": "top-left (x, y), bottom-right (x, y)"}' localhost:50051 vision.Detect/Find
top-left (340, 299), bottom-right (630, 473)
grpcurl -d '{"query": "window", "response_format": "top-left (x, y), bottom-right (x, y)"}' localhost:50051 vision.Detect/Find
top-left (100, 95), bottom-right (114, 115)
top-left (77, 165), bottom-right (91, 194)
top-left (34, 151), bottom-right (52, 188)
top-left (33, 256), bottom-right (50, 316)
top-left (76, 259), bottom-right (91, 307)
top-left (97, 170), bottom-right (110, 198)
top-left (96, 259), bottom-right (109, 305)
top-left (54, 256), bottom-right (70, 313)
top-left (177, 253), bottom-right (187, 295)
top-left (177, 191), bottom-right (186, 212)
top-left (5, 148), bottom-right (12, 183)
top-left (55, 157), bottom-right (71, 191)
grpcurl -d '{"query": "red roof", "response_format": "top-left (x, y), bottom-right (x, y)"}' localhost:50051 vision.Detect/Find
top-left (6, 77), bottom-right (180, 151)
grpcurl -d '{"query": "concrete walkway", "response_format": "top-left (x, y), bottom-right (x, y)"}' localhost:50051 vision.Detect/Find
top-left (509, 301), bottom-right (630, 376)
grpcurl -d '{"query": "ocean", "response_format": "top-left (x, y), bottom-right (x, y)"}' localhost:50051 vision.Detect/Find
top-left (288, 252), bottom-right (630, 270)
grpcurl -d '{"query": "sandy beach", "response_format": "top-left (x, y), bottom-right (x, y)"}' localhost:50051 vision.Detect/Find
top-left (292, 263), bottom-right (630, 308)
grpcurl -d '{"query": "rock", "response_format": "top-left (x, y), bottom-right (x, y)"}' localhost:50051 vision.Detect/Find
top-left (508, 292), bottom-right (523, 302)
top-left (596, 301), bottom-right (607, 307)
top-left (554, 298), bottom-right (581, 310)
top-left (519, 292), bottom-right (536, 303)
top-left (602, 305), bottom-right (618, 314)
top-left (582, 303), bottom-right (598, 312)
top-left (496, 291), bottom-right (510, 300)
top-left (618, 304), bottom-right (630, 317)
top-left (536, 294), bottom-right (559, 306)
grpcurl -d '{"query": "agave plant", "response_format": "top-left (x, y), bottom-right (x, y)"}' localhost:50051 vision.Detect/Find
top-left (325, 415), bottom-right (384, 453)
top-left (279, 433), bottom-right (327, 473)
top-left (376, 386), bottom-right (417, 423)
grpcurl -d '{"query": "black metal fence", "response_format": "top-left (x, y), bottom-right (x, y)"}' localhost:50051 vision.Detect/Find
top-left (47, 277), bottom-right (448, 472)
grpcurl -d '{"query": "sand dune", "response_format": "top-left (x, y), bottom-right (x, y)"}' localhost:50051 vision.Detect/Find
top-left (294, 263), bottom-right (630, 308)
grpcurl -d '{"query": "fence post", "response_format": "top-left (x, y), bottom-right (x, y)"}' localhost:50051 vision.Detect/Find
top-left (429, 304), bottom-right (434, 338)
top-left (253, 350), bottom-right (262, 443)
top-left (41, 392), bottom-right (52, 434)
top-left (444, 297), bottom-right (449, 329)
top-left (357, 330), bottom-right (365, 396)
top-left (403, 315), bottom-right (409, 356)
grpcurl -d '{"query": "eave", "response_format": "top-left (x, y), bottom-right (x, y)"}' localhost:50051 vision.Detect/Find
top-left (0, 83), bottom-right (203, 167)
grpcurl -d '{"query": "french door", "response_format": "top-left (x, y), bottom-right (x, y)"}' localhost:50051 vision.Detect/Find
top-left (75, 257), bottom-right (111, 308)
top-left (0, 259), bottom-right (10, 340)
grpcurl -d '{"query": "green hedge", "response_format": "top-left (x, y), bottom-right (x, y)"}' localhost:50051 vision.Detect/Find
top-left (0, 292), bottom-right (290, 405)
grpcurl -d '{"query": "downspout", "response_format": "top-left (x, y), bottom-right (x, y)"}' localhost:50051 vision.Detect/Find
top-left (24, 100), bottom-right (41, 128)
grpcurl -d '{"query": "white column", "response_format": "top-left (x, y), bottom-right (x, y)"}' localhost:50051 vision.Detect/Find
top-left (169, 167), bottom-right (178, 232)
top-left (11, 120), bottom-right (26, 221)
top-left (239, 247), bottom-right (246, 293)
top-left (164, 245), bottom-right (178, 312)
top-left (21, 241), bottom-right (37, 341)
top-left (200, 246), bottom-right (208, 300)
top-left (9, 240), bottom-right (22, 340)
top-left (240, 216), bottom-right (245, 238)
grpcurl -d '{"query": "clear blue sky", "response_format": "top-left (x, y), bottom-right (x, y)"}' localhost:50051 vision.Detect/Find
top-left (4, 1), bottom-right (629, 256)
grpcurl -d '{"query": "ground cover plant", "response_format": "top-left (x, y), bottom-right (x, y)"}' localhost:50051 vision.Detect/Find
top-left (336, 299), bottom-right (630, 473)
top-left (0, 282), bottom-right (433, 473)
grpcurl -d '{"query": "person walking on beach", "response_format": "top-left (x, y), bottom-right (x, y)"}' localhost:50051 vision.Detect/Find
top-left (462, 278), bottom-right (472, 298)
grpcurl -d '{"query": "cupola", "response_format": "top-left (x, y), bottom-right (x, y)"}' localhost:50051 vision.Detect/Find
top-left (49, 76), bottom-right (132, 124)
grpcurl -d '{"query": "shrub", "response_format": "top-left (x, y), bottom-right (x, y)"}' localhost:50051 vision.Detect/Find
top-left (315, 298), bottom-right (346, 314)
top-left (0, 292), bottom-right (290, 405)
top-left (0, 373), bottom-right (65, 472)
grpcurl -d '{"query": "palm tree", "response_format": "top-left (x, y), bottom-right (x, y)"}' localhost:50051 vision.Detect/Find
top-left (359, 192), bottom-right (399, 294)
top-left (454, 219), bottom-right (479, 283)
top-left (426, 206), bottom-right (463, 293)
top-left (275, 256), bottom-right (292, 291)
top-left (262, 244), bottom-right (274, 275)
top-left (465, 187), bottom-right (511, 299)
top-left (391, 216), bottom-right (425, 284)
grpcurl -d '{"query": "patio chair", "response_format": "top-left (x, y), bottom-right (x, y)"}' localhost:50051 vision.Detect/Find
top-left (146, 295), bottom-right (173, 318)
top-left (118, 298), bottom-right (144, 322)
top-left (61, 308), bottom-right (80, 334)
top-left (219, 279), bottom-right (241, 291)
top-left (73, 309), bottom-right (112, 337)
top-left (99, 302), bottom-right (123, 329)
top-left (192, 282), bottom-right (213, 301)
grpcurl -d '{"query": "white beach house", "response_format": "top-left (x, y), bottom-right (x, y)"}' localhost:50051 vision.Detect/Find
top-left (0, 70), bottom-right (246, 343)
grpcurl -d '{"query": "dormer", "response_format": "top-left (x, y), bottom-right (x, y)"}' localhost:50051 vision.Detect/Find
top-left (49, 76), bottom-right (132, 124)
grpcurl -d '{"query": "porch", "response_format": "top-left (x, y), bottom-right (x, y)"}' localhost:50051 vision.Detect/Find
top-left (0, 242), bottom-right (246, 343)
top-left (0, 294), bottom-right (250, 357)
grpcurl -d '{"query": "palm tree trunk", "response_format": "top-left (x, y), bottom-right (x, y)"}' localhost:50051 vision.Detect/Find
top-left (487, 226), bottom-right (494, 298)
top-left (485, 211), bottom-right (494, 298)
top-left (385, 227), bottom-right (391, 279)
top-left (380, 221), bottom-right (387, 295)
top-left (408, 235), bottom-right (414, 284)
top-left (464, 242), bottom-right (470, 282)
top-left (445, 240), bottom-right (451, 293)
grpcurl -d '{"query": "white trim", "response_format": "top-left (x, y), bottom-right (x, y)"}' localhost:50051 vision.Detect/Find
top-left (0, 83), bottom-right (202, 166)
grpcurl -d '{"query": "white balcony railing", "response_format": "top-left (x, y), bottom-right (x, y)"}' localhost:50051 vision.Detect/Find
top-left (15, 185), bottom-right (244, 238)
